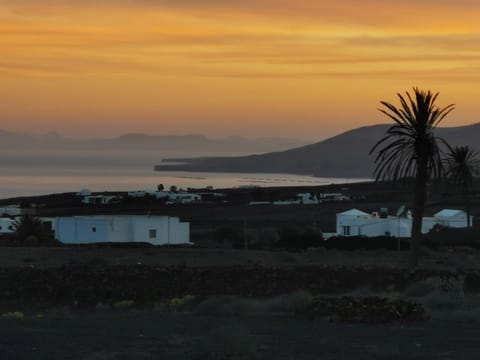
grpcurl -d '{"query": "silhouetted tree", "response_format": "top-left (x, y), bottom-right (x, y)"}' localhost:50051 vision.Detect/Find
top-left (12, 215), bottom-right (57, 246)
top-left (445, 145), bottom-right (480, 227)
top-left (370, 87), bottom-right (454, 270)
top-left (157, 184), bottom-right (164, 191)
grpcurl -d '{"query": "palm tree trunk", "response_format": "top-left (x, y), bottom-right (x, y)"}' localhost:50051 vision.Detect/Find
top-left (410, 162), bottom-right (428, 270)
top-left (465, 185), bottom-right (471, 228)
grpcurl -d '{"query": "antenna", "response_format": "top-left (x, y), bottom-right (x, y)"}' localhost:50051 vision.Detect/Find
top-left (396, 205), bottom-right (406, 217)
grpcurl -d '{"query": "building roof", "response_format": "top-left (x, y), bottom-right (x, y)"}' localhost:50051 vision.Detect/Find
top-left (338, 209), bottom-right (370, 216)
top-left (434, 209), bottom-right (465, 218)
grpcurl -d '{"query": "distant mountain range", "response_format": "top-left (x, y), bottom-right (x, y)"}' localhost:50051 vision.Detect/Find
top-left (0, 130), bottom-right (307, 155)
top-left (0, 130), bottom-right (310, 170)
top-left (155, 123), bottom-right (480, 178)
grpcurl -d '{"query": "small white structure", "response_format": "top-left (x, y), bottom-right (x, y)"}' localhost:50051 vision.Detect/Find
top-left (0, 218), bottom-right (15, 234)
top-left (336, 208), bottom-right (472, 238)
top-left (166, 193), bottom-right (201, 204)
top-left (52, 215), bottom-right (190, 245)
top-left (81, 195), bottom-right (122, 205)
top-left (273, 200), bottom-right (301, 205)
top-left (320, 193), bottom-right (350, 202)
top-left (422, 209), bottom-right (473, 232)
top-left (296, 193), bottom-right (319, 204)
top-left (77, 189), bottom-right (92, 197)
top-left (128, 190), bottom-right (200, 203)
top-left (128, 190), bottom-right (149, 198)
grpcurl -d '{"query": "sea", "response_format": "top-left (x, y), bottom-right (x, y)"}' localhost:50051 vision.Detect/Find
top-left (0, 167), bottom-right (370, 199)
top-left (0, 151), bottom-right (369, 199)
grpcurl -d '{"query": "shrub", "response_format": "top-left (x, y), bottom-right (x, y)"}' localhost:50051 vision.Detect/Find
top-left (323, 236), bottom-right (409, 251)
top-left (12, 215), bottom-right (59, 246)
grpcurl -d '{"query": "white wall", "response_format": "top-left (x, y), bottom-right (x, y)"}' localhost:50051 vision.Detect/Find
top-left (337, 214), bottom-right (411, 237)
top-left (0, 218), bottom-right (15, 234)
top-left (132, 216), bottom-right (170, 245)
top-left (53, 216), bottom-right (190, 245)
top-left (337, 209), bottom-right (472, 238)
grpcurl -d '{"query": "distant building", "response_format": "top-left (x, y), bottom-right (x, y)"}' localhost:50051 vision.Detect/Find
top-left (127, 190), bottom-right (200, 203)
top-left (77, 189), bottom-right (92, 197)
top-left (166, 193), bottom-right (201, 204)
top-left (0, 205), bottom-right (22, 217)
top-left (0, 218), bottom-right (15, 234)
top-left (81, 195), bottom-right (122, 205)
top-left (320, 193), bottom-right (350, 202)
top-left (336, 208), bottom-right (472, 238)
top-left (296, 193), bottom-right (319, 204)
top-left (422, 209), bottom-right (473, 232)
top-left (52, 215), bottom-right (190, 245)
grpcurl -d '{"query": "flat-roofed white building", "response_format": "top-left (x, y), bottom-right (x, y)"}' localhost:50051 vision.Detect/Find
top-left (52, 215), bottom-right (190, 245)
top-left (336, 208), bottom-right (472, 238)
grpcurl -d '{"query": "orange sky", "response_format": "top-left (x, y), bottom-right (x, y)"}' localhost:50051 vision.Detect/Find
top-left (1, 0), bottom-right (480, 140)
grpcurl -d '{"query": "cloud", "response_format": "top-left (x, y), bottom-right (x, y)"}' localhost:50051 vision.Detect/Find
top-left (3, 0), bottom-right (480, 29)
top-left (2, 0), bottom-right (480, 81)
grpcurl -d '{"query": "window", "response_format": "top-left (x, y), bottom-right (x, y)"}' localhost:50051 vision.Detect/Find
top-left (0, 226), bottom-right (2, 230)
top-left (8, 226), bottom-right (13, 231)
top-left (149, 229), bottom-right (157, 239)
top-left (92, 227), bottom-right (96, 233)
top-left (343, 226), bottom-right (350, 236)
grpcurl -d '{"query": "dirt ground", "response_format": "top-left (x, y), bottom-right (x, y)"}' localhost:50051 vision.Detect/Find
top-left (1, 247), bottom-right (480, 359)
top-left (1, 310), bottom-right (479, 360)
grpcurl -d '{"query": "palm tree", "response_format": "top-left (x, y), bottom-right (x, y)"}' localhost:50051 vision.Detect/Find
top-left (370, 87), bottom-right (454, 270)
top-left (445, 145), bottom-right (479, 228)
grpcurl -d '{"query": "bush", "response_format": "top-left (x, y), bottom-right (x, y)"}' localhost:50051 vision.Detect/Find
top-left (424, 225), bottom-right (480, 248)
top-left (275, 225), bottom-right (324, 251)
top-left (11, 215), bottom-right (59, 246)
top-left (323, 236), bottom-right (409, 251)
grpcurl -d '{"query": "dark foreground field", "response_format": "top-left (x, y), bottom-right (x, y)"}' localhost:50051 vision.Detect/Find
top-left (1, 247), bottom-right (480, 359)
top-left (2, 311), bottom-right (480, 360)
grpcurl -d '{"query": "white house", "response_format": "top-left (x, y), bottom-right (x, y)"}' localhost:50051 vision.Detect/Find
top-left (422, 209), bottom-right (473, 232)
top-left (336, 209), bottom-right (412, 238)
top-left (336, 208), bottom-right (472, 238)
top-left (52, 215), bottom-right (190, 245)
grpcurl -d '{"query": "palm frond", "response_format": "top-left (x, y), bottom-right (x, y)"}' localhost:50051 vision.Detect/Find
top-left (370, 87), bottom-right (454, 183)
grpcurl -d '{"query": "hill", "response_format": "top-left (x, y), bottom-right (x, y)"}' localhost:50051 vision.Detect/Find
top-left (156, 123), bottom-right (480, 178)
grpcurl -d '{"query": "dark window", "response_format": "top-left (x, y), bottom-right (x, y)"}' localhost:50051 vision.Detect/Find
top-left (92, 227), bottom-right (96, 233)
top-left (149, 229), bottom-right (157, 239)
top-left (343, 226), bottom-right (350, 236)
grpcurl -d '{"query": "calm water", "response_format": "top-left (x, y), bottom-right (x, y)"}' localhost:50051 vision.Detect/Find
top-left (0, 166), bottom-right (368, 199)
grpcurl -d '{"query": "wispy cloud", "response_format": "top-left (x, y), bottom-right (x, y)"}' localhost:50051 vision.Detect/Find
top-left (1, 0), bottom-right (479, 137)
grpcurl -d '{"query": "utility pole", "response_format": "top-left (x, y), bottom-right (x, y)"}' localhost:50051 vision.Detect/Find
top-left (244, 218), bottom-right (248, 250)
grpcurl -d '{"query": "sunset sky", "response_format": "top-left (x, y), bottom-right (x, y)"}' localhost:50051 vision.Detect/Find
top-left (2, 0), bottom-right (480, 140)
